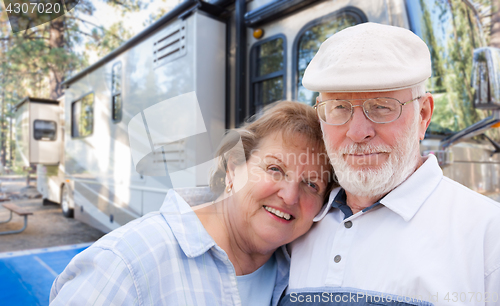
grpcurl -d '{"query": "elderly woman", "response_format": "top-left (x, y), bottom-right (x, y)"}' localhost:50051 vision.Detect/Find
top-left (50, 101), bottom-right (335, 306)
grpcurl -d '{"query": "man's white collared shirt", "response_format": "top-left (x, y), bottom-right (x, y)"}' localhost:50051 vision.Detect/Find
top-left (284, 155), bottom-right (500, 305)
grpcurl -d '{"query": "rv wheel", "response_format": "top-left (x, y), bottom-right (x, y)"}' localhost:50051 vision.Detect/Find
top-left (61, 185), bottom-right (74, 218)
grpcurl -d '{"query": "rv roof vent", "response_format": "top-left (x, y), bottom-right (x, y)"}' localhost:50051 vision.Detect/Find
top-left (153, 20), bottom-right (187, 69)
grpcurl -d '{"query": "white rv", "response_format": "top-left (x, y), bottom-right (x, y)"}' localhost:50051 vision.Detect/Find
top-left (31, 0), bottom-right (500, 233)
top-left (14, 97), bottom-right (62, 167)
top-left (13, 97), bottom-right (69, 210)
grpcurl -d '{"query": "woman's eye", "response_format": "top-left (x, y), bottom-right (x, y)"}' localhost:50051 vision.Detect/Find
top-left (306, 181), bottom-right (319, 192)
top-left (268, 165), bottom-right (283, 173)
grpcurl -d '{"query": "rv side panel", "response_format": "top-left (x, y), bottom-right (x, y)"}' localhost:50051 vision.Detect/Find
top-left (14, 102), bottom-right (30, 168)
top-left (64, 11), bottom-right (226, 232)
top-left (29, 102), bottom-right (61, 165)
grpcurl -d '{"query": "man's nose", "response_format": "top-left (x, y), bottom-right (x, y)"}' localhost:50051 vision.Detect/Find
top-left (345, 106), bottom-right (376, 142)
top-left (277, 180), bottom-right (300, 206)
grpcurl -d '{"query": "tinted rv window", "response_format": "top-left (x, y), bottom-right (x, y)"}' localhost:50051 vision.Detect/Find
top-left (407, 0), bottom-right (495, 137)
top-left (295, 11), bottom-right (364, 105)
top-left (72, 93), bottom-right (94, 138)
top-left (251, 35), bottom-right (286, 113)
top-left (33, 120), bottom-right (57, 141)
top-left (112, 62), bottom-right (122, 122)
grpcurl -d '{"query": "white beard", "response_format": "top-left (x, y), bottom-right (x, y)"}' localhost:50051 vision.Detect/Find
top-left (325, 118), bottom-right (421, 198)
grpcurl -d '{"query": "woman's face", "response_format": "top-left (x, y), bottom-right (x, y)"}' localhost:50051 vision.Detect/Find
top-left (226, 132), bottom-right (330, 253)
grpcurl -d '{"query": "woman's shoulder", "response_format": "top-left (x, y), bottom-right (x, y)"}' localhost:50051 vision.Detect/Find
top-left (50, 212), bottom-right (178, 304)
top-left (51, 190), bottom-right (220, 305)
top-left (91, 190), bottom-right (187, 249)
top-left (90, 189), bottom-right (216, 262)
top-left (90, 211), bottom-right (175, 258)
top-left (87, 191), bottom-right (181, 255)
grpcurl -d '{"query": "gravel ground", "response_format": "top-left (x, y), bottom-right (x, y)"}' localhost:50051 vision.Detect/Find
top-left (0, 176), bottom-right (105, 253)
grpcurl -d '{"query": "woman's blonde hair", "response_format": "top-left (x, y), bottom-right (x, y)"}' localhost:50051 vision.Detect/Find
top-left (210, 101), bottom-right (336, 195)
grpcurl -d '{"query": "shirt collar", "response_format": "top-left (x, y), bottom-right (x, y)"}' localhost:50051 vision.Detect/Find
top-left (381, 154), bottom-right (442, 221)
top-left (314, 154), bottom-right (443, 222)
top-left (314, 187), bottom-right (341, 221)
top-left (329, 189), bottom-right (359, 219)
top-left (159, 189), bottom-right (216, 257)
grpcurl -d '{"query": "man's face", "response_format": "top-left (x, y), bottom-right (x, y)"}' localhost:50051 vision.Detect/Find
top-left (319, 89), bottom-right (432, 198)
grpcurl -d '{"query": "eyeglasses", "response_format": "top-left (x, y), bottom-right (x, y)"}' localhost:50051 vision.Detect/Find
top-left (314, 97), bottom-right (421, 125)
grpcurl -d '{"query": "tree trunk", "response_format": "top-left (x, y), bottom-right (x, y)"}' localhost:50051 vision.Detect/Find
top-left (9, 114), bottom-right (12, 166)
top-left (0, 77), bottom-right (4, 167)
top-left (491, 0), bottom-right (500, 48)
top-left (49, 18), bottom-right (65, 100)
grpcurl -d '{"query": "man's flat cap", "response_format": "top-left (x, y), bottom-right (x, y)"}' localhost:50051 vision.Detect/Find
top-left (302, 22), bottom-right (432, 92)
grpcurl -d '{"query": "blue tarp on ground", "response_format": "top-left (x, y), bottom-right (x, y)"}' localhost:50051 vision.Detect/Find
top-left (0, 243), bottom-right (91, 306)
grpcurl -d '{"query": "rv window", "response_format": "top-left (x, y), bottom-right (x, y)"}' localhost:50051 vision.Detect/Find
top-left (250, 35), bottom-right (286, 113)
top-left (112, 62), bottom-right (122, 122)
top-left (295, 11), bottom-right (363, 105)
top-left (71, 93), bottom-right (94, 138)
top-left (254, 77), bottom-right (284, 109)
top-left (33, 120), bottom-right (57, 141)
top-left (406, 0), bottom-right (497, 139)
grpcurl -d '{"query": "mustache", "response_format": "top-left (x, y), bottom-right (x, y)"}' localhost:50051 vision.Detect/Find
top-left (337, 143), bottom-right (392, 155)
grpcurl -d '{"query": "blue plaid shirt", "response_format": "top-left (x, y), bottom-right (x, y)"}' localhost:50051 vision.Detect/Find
top-left (50, 190), bottom-right (290, 305)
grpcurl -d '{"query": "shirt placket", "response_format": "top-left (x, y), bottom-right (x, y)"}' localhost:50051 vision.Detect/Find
top-left (212, 248), bottom-right (242, 306)
top-left (325, 212), bottom-right (362, 286)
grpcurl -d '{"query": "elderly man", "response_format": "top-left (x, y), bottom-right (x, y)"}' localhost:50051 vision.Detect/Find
top-left (280, 23), bottom-right (500, 305)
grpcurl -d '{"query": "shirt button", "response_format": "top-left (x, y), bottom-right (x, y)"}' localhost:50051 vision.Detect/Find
top-left (334, 255), bottom-right (341, 263)
top-left (344, 221), bottom-right (352, 228)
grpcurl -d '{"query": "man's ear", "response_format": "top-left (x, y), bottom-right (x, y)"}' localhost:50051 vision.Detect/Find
top-left (316, 94), bottom-right (321, 105)
top-left (418, 93), bottom-right (434, 140)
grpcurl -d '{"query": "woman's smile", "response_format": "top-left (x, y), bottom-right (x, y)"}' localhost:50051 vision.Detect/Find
top-left (264, 205), bottom-right (293, 221)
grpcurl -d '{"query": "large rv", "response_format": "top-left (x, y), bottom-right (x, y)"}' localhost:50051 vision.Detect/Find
top-left (32, 0), bottom-right (500, 233)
